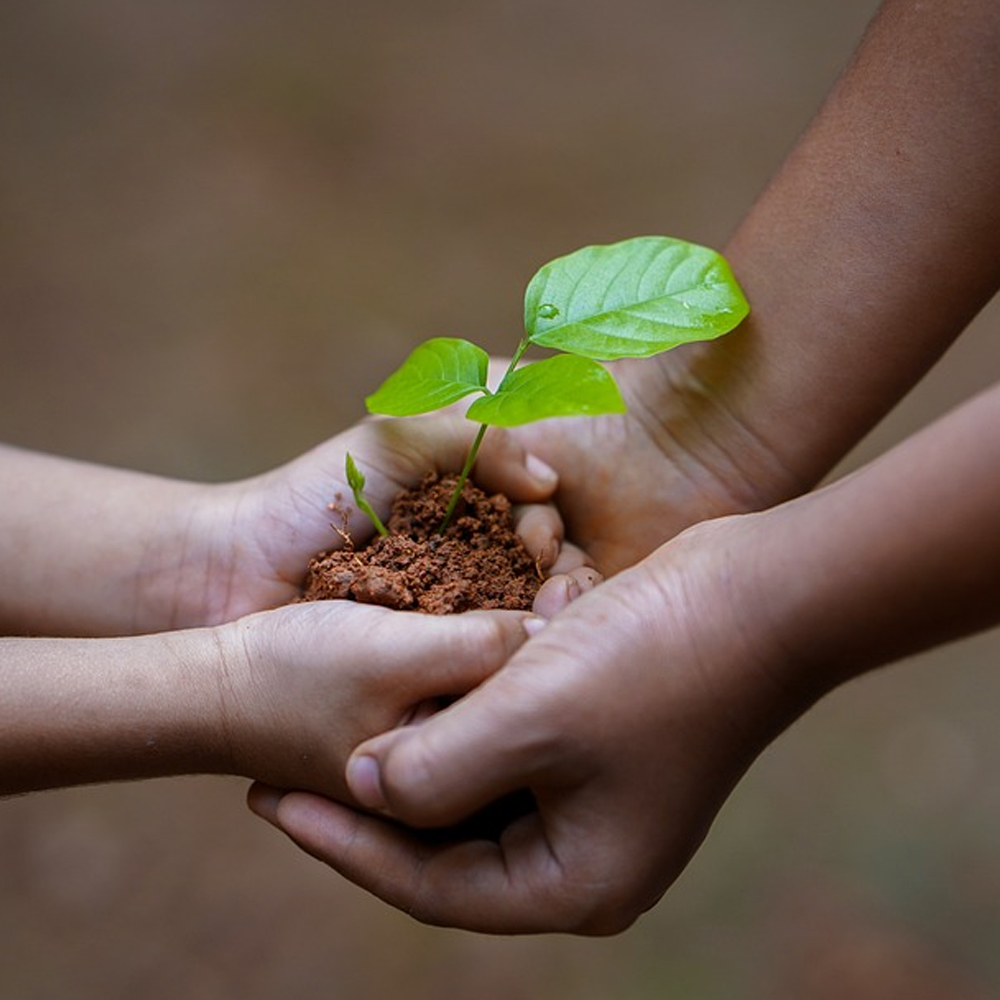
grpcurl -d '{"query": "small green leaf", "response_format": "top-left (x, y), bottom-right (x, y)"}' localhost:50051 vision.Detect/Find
top-left (524, 235), bottom-right (749, 360)
top-left (467, 355), bottom-right (626, 427)
top-left (344, 453), bottom-right (389, 536)
top-left (345, 452), bottom-right (366, 494)
top-left (365, 337), bottom-right (490, 416)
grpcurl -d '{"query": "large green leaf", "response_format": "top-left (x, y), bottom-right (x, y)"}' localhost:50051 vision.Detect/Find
top-left (524, 235), bottom-right (749, 360)
top-left (466, 355), bottom-right (625, 427)
top-left (365, 337), bottom-right (490, 416)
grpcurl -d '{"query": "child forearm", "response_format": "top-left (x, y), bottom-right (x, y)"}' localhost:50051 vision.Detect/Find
top-left (0, 601), bottom-right (534, 800)
top-left (0, 445), bottom-right (216, 636)
top-left (0, 628), bottom-right (230, 795)
top-left (0, 445), bottom-right (234, 636)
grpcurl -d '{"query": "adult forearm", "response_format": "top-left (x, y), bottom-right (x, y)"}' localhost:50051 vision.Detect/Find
top-left (0, 628), bottom-right (230, 795)
top-left (659, 0), bottom-right (1000, 493)
top-left (752, 380), bottom-right (1000, 695)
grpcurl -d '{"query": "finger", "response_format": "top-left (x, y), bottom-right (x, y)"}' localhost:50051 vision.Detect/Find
top-left (512, 503), bottom-right (563, 569)
top-left (247, 782), bottom-right (286, 826)
top-left (321, 605), bottom-right (542, 709)
top-left (355, 418), bottom-right (558, 505)
top-left (345, 663), bottom-right (553, 826)
top-left (548, 542), bottom-right (595, 576)
top-left (268, 601), bottom-right (541, 705)
top-left (473, 430), bottom-right (558, 502)
top-left (390, 608), bottom-right (542, 697)
top-left (399, 697), bottom-right (442, 726)
top-left (269, 792), bottom-right (581, 934)
top-left (532, 566), bottom-right (604, 618)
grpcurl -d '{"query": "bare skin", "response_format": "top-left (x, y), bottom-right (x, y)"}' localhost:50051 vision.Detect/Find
top-left (255, 376), bottom-right (1000, 935)
top-left (0, 601), bottom-right (539, 799)
top-left (248, 0), bottom-right (1000, 933)
top-left (0, 415), bottom-right (573, 636)
top-left (500, 0), bottom-right (1000, 575)
top-left (0, 417), bottom-right (593, 797)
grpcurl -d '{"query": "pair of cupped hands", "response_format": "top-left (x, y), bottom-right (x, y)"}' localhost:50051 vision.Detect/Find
top-left (205, 354), bottom-right (801, 935)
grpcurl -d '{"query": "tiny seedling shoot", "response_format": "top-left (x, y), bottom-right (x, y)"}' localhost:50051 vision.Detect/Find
top-left (350, 234), bottom-right (749, 534)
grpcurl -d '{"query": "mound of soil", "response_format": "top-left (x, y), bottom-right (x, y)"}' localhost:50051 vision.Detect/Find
top-left (298, 473), bottom-right (542, 613)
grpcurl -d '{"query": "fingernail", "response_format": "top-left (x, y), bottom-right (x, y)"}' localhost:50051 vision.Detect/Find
top-left (346, 754), bottom-right (386, 811)
top-left (523, 614), bottom-right (547, 637)
top-left (525, 453), bottom-right (558, 487)
top-left (539, 538), bottom-right (558, 571)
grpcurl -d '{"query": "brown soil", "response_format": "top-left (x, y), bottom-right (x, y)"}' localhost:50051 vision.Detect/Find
top-left (298, 473), bottom-right (542, 613)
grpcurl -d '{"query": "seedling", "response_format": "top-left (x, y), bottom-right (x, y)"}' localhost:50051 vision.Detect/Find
top-left (351, 235), bottom-right (748, 533)
top-left (345, 453), bottom-right (389, 537)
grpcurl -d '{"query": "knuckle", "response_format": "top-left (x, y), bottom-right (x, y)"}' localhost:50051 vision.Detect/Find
top-left (379, 741), bottom-right (445, 826)
top-left (456, 612), bottom-right (517, 668)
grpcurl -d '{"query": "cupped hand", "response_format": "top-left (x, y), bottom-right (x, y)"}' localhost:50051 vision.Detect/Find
top-left (172, 414), bottom-right (588, 626)
top-left (247, 515), bottom-right (813, 934)
top-left (217, 600), bottom-right (543, 804)
top-left (504, 346), bottom-right (806, 575)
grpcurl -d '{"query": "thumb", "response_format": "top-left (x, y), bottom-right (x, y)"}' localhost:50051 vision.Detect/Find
top-left (471, 427), bottom-right (559, 502)
top-left (346, 667), bottom-right (548, 829)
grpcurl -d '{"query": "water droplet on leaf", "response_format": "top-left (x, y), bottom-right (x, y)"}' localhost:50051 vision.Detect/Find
top-left (538, 303), bottom-right (560, 320)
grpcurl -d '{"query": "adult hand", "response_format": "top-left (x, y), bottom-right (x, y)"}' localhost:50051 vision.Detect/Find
top-left (248, 516), bottom-right (807, 934)
top-left (502, 0), bottom-right (1000, 577)
top-left (252, 374), bottom-right (1000, 933)
top-left (500, 348), bottom-right (798, 575)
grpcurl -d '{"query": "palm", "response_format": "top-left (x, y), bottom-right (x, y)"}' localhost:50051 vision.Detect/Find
top-left (199, 414), bottom-right (565, 623)
top-left (509, 357), bottom-right (771, 575)
top-left (215, 423), bottom-right (453, 620)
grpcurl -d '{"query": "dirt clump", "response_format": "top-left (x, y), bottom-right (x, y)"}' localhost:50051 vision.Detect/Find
top-left (299, 473), bottom-right (542, 614)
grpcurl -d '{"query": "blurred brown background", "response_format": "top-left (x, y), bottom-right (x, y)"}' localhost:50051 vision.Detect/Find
top-left (3, 1), bottom-right (1000, 997)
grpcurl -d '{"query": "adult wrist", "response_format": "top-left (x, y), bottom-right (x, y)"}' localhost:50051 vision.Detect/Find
top-left (620, 341), bottom-right (816, 518)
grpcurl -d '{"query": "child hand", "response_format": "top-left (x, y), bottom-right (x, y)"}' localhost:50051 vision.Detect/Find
top-left (146, 413), bottom-right (592, 628)
top-left (0, 598), bottom-right (540, 797)
top-left (215, 600), bottom-right (541, 804)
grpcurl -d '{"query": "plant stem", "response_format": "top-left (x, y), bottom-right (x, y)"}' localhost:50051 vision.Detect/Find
top-left (359, 498), bottom-right (390, 537)
top-left (439, 423), bottom-right (487, 533)
top-left (499, 337), bottom-right (531, 389)
top-left (437, 337), bottom-right (531, 533)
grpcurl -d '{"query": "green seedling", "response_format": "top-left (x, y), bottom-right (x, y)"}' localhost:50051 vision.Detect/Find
top-left (345, 452), bottom-right (389, 537)
top-left (354, 234), bottom-right (748, 533)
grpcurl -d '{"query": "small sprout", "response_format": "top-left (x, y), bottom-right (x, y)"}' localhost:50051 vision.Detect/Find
top-left (364, 235), bottom-right (749, 533)
top-left (345, 452), bottom-right (389, 537)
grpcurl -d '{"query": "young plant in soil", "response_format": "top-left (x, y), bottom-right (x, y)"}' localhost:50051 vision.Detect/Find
top-left (299, 235), bottom-right (748, 614)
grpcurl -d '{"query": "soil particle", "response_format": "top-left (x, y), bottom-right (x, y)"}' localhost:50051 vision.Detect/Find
top-left (299, 473), bottom-right (541, 613)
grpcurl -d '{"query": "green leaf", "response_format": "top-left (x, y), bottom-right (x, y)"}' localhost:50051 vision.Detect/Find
top-left (524, 235), bottom-right (749, 360)
top-left (344, 453), bottom-right (388, 536)
top-left (365, 337), bottom-right (490, 416)
top-left (466, 355), bottom-right (626, 427)
top-left (345, 452), bottom-right (366, 494)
